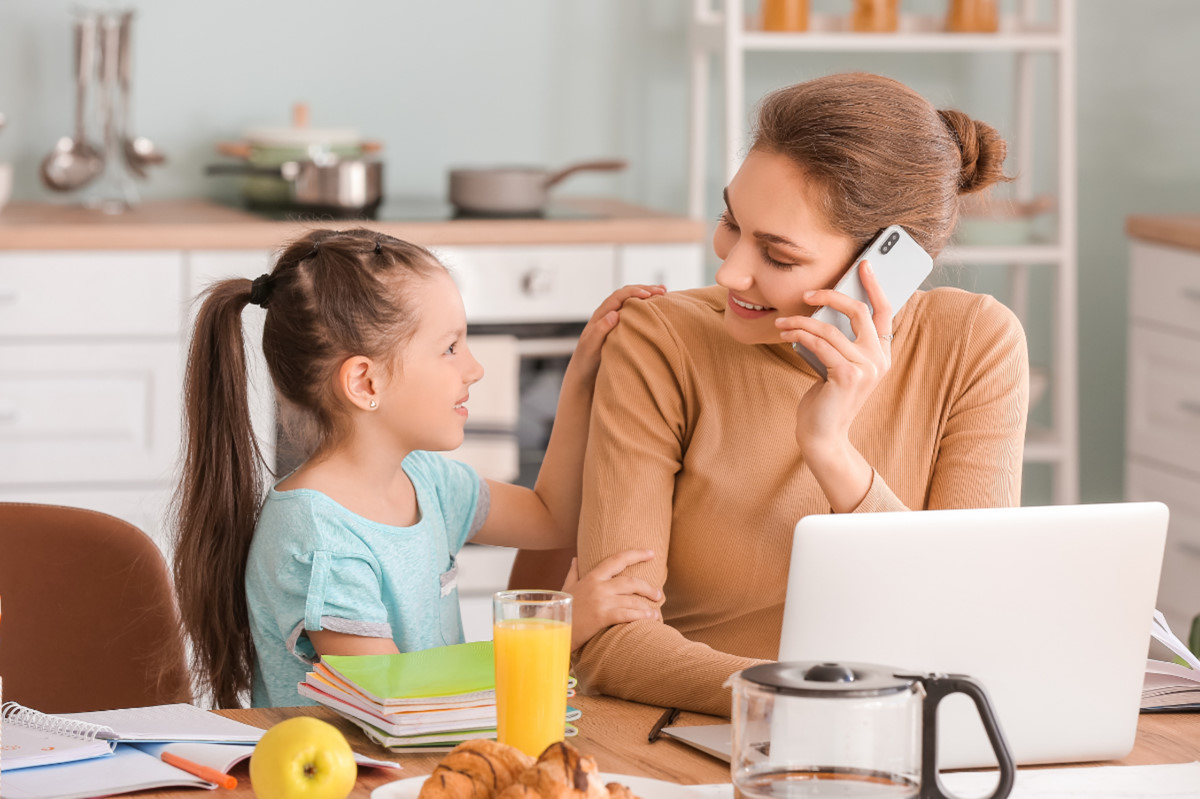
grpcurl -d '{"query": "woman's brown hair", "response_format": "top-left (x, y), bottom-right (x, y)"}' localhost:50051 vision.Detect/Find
top-left (171, 228), bottom-right (442, 707)
top-left (751, 71), bottom-right (1010, 256)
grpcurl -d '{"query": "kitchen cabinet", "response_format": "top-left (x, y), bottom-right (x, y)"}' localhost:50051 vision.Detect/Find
top-left (1125, 219), bottom-right (1200, 640)
top-left (686, 0), bottom-right (1079, 503)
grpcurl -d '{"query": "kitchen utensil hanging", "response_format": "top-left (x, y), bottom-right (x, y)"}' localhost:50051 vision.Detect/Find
top-left (38, 9), bottom-right (163, 206)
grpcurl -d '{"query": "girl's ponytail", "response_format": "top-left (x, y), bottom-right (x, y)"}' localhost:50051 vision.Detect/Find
top-left (172, 278), bottom-right (266, 708)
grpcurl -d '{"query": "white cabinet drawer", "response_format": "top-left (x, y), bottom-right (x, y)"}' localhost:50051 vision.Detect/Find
top-left (434, 245), bottom-right (616, 324)
top-left (1130, 242), bottom-right (1200, 337)
top-left (617, 244), bottom-right (706, 289)
top-left (1127, 325), bottom-right (1200, 477)
top-left (0, 251), bottom-right (184, 337)
top-left (0, 342), bottom-right (182, 484)
top-left (1126, 461), bottom-right (1200, 637)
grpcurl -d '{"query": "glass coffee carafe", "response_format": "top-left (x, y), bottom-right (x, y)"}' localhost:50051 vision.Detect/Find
top-left (729, 662), bottom-right (1015, 799)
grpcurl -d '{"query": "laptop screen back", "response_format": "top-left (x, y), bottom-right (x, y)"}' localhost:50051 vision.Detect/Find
top-left (778, 502), bottom-right (1168, 769)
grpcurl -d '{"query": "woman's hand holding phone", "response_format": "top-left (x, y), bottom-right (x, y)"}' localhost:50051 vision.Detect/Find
top-left (775, 258), bottom-right (893, 511)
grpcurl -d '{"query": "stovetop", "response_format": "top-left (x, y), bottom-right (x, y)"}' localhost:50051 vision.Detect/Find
top-left (234, 197), bottom-right (609, 223)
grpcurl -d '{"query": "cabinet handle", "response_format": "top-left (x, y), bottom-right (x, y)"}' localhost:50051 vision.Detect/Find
top-left (1182, 287), bottom-right (1200, 303)
top-left (1180, 400), bottom-right (1200, 417)
top-left (520, 268), bottom-right (554, 296)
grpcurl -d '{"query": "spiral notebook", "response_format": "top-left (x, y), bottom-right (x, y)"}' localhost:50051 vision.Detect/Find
top-left (0, 702), bottom-right (264, 770)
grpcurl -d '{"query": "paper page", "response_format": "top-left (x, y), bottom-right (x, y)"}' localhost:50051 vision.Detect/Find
top-left (0, 744), bottom-right (210, 799)
top-left (940, 761), bottom-right (1200, 798)
top-left (58, 703), bottom-right (264, 743)
top-left (0, 724), bottom-right (115, 771)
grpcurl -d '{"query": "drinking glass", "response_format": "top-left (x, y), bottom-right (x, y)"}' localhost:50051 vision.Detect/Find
top-left (492, 590), bottom-right (572, 757)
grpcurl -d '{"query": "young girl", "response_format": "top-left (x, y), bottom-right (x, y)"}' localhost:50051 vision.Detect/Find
top-left (173, 228), bottom-right (664, 709)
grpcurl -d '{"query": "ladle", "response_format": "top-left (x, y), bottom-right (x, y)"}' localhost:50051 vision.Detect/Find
top-left (117, 12), bottom-right (163, 178)
top-left (40, 15), bottom-right (104, 192)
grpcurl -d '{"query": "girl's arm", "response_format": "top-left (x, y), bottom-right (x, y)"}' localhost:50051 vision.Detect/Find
top-left (470, 284), bottom-right (665, 549)
top-left (308, 629), bottom-right (400, 656)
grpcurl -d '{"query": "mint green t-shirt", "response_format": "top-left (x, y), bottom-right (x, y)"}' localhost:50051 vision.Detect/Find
top-left (245, 450), bottom-right (489, 707)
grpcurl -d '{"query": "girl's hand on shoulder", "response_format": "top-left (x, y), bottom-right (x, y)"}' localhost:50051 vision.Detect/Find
top-left (567, 284), bottom-right (666, 389)
top-left (562, 548), bottom-right (662, 651)
top-left (774, 259), bottom-right (894, 455)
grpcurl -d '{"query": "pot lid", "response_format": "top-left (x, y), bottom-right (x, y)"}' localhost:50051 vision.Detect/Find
top-left (244, 102), bottom-right (360, 148)
top-left (739, 662), bottom-right (915, 698)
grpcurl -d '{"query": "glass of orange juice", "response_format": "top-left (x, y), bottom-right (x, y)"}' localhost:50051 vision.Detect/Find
top-left (493, 590), bottom-right (572, 757)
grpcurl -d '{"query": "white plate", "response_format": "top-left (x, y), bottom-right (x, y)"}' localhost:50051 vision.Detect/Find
top-left (372, 772), bottom-right (712, 799)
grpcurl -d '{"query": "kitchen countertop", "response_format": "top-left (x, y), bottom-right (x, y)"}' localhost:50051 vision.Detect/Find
top-left (1127, 214), bottom-right (1200, 253)
top-left (0, 198), bottom-right (706, 250)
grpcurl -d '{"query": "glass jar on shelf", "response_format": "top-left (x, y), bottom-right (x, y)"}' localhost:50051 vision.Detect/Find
top-left (851, 0), bottom-right (898, 32)
top-left (946, 0), bottom-right (999, 32)
top-left (761, 0), bottom-right (809, 32)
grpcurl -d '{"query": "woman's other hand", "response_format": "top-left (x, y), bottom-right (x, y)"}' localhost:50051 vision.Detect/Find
top-left (562, 548), bottom-right (661, 651)
top-left (774, 259), bottom-right (893, 510)
top-left (566, 284), bottom-right (666, 389)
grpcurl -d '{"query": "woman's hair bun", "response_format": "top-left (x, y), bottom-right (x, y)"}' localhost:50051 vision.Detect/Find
top-left (937, 109), bottom-right (1010, 195)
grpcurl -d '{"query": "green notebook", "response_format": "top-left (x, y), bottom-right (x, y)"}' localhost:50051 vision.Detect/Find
top-left (321, 641), bottom-right (495, 702)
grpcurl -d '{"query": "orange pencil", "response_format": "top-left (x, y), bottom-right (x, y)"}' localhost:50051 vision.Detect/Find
top-left (161, 751), bottom-right (238, 790)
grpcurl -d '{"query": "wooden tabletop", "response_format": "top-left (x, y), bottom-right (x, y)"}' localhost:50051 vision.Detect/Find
top-left (0, 198), bottom-right (706, 251)
top-left (1127, 214), bottom-right (1200, 253)
top-left (133, 696), bottom-right (1200, 798)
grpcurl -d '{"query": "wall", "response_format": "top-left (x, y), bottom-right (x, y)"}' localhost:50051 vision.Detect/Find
top-left (1, 0), bottom-right (1198, 503)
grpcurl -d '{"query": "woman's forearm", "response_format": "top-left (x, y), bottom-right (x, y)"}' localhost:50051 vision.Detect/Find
top-left (531, 376), bottom-right (594, 546)
top-left (803, 435), bottom-right (876, 513)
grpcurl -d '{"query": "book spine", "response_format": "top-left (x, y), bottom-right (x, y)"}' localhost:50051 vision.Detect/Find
top-left (0, 702), bottom-right (114, 741)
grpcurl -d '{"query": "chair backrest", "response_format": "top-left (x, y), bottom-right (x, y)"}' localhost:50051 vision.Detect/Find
top-left (0, 503), bottom-right (192, 712)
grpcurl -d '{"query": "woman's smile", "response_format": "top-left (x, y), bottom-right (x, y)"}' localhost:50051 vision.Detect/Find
top-left (727, 291), bottom-right (777, 319)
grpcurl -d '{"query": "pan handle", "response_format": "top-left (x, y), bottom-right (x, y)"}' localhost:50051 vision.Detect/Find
top-left (214, 141), bottom-right (253, 159)
top-left (543, 159), bottom-right (628, 189)
top-left (205, 162), bottom-right (301, 180)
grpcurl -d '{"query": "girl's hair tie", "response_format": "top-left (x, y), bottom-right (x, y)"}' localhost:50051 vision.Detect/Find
top-left (375, 241), bottom-right (383, 254)
top-left (248, 274), bottom-right (275, 308)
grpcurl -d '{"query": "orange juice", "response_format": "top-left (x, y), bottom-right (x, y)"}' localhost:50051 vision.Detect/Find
top-left (493, 617), bottom-right (571, 757)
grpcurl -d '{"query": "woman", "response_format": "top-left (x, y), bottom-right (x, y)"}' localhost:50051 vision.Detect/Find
top-left (571, 72), bottom-right (1029, 716)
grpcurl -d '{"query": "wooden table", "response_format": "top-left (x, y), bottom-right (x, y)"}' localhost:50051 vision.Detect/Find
top-left (135, 696), bottom-right (1200, 798)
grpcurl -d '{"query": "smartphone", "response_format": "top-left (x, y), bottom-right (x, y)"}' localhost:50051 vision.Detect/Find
top-left (792, 224), bottom-right (934, 380)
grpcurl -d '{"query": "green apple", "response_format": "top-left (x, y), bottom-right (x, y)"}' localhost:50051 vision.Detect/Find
top-left (249, 716), bottom-right (357, 799)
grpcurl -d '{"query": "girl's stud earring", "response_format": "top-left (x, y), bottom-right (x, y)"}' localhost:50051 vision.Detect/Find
top-left (369, 400), bottom-right (378, 409)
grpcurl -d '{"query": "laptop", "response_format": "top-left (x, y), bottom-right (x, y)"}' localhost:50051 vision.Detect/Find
top-left (663, 502), bottom-right (1169, 769)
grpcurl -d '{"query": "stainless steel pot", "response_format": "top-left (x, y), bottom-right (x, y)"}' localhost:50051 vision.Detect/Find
top-left (448, 159), bottom-right (627, 216)
top-left (206, 157), bottom-right (383, 211)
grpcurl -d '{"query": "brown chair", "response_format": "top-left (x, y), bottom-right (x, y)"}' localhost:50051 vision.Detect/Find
top-left (0, 503), bottom-right (192, 712)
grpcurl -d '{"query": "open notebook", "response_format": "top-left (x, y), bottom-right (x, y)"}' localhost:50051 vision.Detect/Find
top-left (1, 702), bottom-right (265, 770)
top-left (0, 702), bottom-right (400, 799)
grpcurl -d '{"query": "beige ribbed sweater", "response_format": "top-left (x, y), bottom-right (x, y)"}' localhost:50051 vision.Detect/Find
top-left (574, 285), bottom-right (1028, 716)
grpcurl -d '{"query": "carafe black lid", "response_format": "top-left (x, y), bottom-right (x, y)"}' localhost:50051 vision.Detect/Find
top-left (739, 661), bottom-right (915, 698)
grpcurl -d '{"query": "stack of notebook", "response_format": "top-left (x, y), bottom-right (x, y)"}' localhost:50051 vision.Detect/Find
top-left (298, 641), bottom-right (579, 753)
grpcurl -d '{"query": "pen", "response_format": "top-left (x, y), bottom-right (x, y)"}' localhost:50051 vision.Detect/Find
top-left (647, 706), bottom-right (681, 743)
top-left (161, 751), bottom-right (238, 790)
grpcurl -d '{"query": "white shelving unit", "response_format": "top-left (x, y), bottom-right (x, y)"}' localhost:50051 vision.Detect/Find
top-left (686, 0), bottom-right (1078, 504)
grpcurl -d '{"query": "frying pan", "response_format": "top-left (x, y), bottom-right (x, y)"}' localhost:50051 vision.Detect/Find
top-left (448, 159), bottom-right (627, 216)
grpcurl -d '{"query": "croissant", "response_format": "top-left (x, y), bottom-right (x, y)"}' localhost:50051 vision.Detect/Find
top-left (418, 739), bottom-right (537, 799)
top-left (495, 741), bottom-right (642, 799)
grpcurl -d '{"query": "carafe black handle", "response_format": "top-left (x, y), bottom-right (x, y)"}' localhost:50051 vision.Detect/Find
top-left (917, 674), bottom-right (1015, 799)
